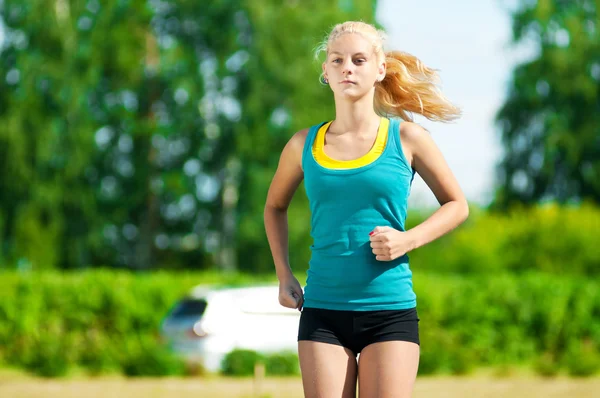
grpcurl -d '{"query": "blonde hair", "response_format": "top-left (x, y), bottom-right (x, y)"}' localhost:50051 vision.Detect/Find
top-left (316, 21), bottom-right (461, 123)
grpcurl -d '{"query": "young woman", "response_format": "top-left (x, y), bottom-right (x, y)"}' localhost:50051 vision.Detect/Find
top-left (264, 21), bottom-right (469, 397)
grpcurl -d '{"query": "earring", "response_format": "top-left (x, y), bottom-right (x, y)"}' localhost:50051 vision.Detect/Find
top-left (320, 75), bottom-right (329, 84)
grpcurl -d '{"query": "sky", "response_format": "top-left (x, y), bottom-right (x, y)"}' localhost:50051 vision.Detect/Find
top-left (0, 1), bottom-right (531, 208)
top-left (377, 0), bottom-right (532, 208)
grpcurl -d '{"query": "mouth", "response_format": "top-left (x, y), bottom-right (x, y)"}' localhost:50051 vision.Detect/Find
top-left (340, 80), bottom-right (355, 84)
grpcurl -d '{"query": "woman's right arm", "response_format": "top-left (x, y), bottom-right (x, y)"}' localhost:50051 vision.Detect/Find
top-left (264, 129), bottom-right (309, 310)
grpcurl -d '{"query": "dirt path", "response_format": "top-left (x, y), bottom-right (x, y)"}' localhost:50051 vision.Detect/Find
top-left (1, 375), bottom-right (599, 398)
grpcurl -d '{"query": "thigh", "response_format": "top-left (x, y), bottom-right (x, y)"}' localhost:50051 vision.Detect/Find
top-left (358, 341), bottom-right (419, 398)
top-left (299, 341), bottom-right (358, 398)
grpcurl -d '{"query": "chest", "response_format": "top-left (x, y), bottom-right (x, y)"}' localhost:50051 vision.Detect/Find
top-left (323, 133), bottom-right (378, 161)
top-left (304, 158), bottom-right (412, 205)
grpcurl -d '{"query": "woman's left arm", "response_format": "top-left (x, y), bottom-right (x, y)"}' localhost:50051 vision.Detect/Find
top-left (402, 122), bottom-right (469, 250)
top-left (369, 122), bottom-right (469, 261)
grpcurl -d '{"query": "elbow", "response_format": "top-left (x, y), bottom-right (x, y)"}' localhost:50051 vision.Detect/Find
top-left (264, 202), bottom-right (287, 231)
top-left (441, 197), bottom-right (469, 224)
top-left (264, 202), bottom-right (287, 217)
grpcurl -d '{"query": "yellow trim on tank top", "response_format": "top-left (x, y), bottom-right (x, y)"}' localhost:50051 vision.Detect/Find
top-left (312, 118), bottom-right (389, 169)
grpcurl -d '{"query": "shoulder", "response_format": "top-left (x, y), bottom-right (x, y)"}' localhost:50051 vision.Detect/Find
top-left (287, 128), bottom-right (310, 152)
top-left (398, 121), bottom-right (432, 164)
top-left (279, 128), bottom-right (310, 168)
top-left (399, 121), bottom-right (429, 144)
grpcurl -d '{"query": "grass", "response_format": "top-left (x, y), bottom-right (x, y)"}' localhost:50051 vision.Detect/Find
top-left (1, 370), bottom-right (599, 398)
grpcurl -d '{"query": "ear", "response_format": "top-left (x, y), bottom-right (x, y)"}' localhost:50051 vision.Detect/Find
top-left (322, 62), bottom-right (327, 78)
top-left (377, 61), bottom-right (386, 82)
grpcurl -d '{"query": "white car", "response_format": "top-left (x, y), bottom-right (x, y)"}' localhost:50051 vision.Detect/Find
top-left (160, 284), bottom-right (301, 372)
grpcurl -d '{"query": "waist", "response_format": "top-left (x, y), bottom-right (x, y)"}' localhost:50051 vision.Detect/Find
top-left (303, 255), bottom-right (415, 311)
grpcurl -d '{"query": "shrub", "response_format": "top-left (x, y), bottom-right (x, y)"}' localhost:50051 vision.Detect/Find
top-left (265, 351), bottom-right (300, 376)
top-left (407, 203), bottom-right (600, 275)
top-left (0, 268), bottom-right (599, 377)
top-left (534, 352), bottom-right (560, 377)
top-left (120, 336), bottom-right (186, 377)
top-left (221, 349), bottom-right (265, 377)
top-left (563, 340), bottom-right (600, 377)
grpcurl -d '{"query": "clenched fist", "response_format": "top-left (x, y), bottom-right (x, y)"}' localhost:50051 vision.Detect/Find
top-left (369, 226), bottom-right (416, 261)
top-left (278, 274), bottom-right (304, 311)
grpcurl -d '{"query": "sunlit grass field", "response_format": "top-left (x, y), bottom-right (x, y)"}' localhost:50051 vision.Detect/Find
top-left (1, 369), bottom-right (599, 398)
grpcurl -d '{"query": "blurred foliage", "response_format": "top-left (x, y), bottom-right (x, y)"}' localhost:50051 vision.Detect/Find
top-left (414, 271), bottom-right (600, 377)
top-left (221, 349), bottom-right (264, 377)
top-left (120, 334), bottom-right (186, 377)
top-left (0, 269), bottom-right (599, 377)
top-left (495, 0), bottom-right (600, 206)
top-left (221, 349), bottom-right (300, 377)
top-left (264, 351), bottom-right (300, 376)
top-left (408, 202), bottom-right (600, 275)
top-left (0, 270), bottom-right (198, 376)
top-left (0, 0), bottom-right (246, 270)
top-left (0, 0), bottom-right (378, 271)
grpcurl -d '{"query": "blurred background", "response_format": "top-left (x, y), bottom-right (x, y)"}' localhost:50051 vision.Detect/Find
top-left (0, 0), bottom-right (599, 397)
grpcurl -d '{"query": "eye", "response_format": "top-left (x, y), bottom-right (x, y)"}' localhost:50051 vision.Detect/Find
top-left (354, 58), bottom-right (366, 64)
top-left (332, 58), bottom-right (342, 63)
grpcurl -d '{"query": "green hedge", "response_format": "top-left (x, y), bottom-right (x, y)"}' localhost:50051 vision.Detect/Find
top-left (0, 270), bottom-right (598, 377)
top-left (407, 203), bottom-right (600, 275)
top-left (414, 272), bottom-right (600, 376)
top-left (221, 349), bottom-right (300, 377)
top-left (0, 270), bottom-right (273, 377)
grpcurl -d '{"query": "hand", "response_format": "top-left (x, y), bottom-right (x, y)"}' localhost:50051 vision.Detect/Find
top-left (278, 274), bottom-right (304, 311)
top-left (369, 226), bottom-right (415, 261)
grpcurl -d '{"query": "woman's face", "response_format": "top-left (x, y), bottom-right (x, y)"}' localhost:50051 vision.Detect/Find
top-left (323, 33), bottom-right (385, 100)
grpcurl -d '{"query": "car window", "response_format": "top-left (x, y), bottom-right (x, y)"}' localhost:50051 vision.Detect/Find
top-left (169, 298), bottom-right (208, 318)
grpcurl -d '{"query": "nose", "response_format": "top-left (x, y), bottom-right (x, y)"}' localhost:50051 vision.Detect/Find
top-left (342, 58), bottom-right (353, 75)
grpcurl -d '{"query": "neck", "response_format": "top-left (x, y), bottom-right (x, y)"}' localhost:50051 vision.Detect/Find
top-left (331, 91), bottom-right (380, 133)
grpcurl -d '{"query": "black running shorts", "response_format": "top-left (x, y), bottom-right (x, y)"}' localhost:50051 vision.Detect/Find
top-left (298, 307), bottom-right (420, 356)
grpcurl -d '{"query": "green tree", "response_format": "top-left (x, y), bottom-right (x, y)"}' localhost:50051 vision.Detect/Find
top-left (495, 0), bottom-right (600, 206)
top-left (0, 0), bottom-right (244, 270)
top-left (0, 0), bottom-right (104, 269)
top-left (0, 0), bottom-right (379, 272)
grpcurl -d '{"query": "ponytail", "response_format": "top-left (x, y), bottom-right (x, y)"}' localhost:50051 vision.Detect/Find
top-left (375, 51), bottom-right (461, 122)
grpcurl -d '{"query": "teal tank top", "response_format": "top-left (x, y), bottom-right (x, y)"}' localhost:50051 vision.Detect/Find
top-left (301, 118), bottom-right (417, 311)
